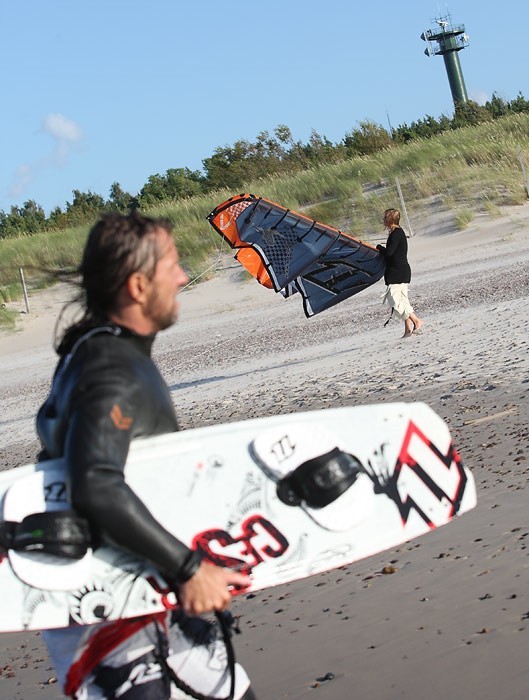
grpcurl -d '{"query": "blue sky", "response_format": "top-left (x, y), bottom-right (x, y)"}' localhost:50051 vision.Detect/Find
top-left (1, 1), bottom-right (527, 215)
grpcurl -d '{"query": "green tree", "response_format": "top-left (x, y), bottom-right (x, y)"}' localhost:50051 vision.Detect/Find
top-left (48, 206), bottom-right (69, 230)
top-left (64, 190), bottom-right (106, 226)
top-left (0, 200), bottom-right (46, 238)
top-left (485, 93), bottom-right (509, 119)
top-left (290, 130), bottom-right (337, 166)
top-left (203, 125), bottom-right (320, 191)
top-left (451, 100), bottom-right (492, 129)
top-left (19, 199), bottom-right (46, 233)
top-left (202, 141), bottom-right (254, 191)
top-left (138, 168), bottom-right (205, 206)
top-left (107, 182), bottom-right (134, 212)
top-left (391, 122), bottom-right (415, 144)
top-left (438, 114), bottom-right (452, 131)
top-left (343, 120), bottom-right (392, 156)
top-left (0, 209), bottom-right (15, 238)
top-left (509, 92), bottom-right (529, 114)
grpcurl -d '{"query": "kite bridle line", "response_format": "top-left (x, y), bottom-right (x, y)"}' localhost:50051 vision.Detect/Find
top-left (178, 215), bottom-right (231, 293)
top-left (169, 226), bottom-right (247, 369)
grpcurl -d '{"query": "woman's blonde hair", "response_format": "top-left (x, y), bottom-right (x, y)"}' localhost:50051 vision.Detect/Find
top-left (384, 208), bottom-right (400, 227)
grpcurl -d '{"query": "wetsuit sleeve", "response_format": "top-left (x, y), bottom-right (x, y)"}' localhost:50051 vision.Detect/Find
top-left (66, 369), bottom-right (202, 584)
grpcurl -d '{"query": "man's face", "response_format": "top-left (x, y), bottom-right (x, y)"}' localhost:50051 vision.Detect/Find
top-left (144, 228), bottom-right (189, 332)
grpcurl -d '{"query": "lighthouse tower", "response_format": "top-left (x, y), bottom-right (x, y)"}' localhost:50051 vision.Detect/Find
top-left (421, 12), bottom-right (469, 106)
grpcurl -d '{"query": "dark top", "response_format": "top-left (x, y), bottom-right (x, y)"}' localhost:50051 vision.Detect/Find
top-left (36, 325), bottom-right (202, 584)
top-left (377, 226), bottom-right (411, 285)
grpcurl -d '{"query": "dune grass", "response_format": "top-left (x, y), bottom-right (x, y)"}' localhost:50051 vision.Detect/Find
top-left (1, 113), bottom-right (529, 326)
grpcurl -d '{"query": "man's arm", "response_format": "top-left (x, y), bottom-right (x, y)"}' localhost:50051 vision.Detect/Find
top-left (66, 375), bottom-right (202, 583)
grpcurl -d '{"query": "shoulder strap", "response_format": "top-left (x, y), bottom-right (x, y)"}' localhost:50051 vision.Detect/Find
top-left (49, 325), bottom-right (121, 404)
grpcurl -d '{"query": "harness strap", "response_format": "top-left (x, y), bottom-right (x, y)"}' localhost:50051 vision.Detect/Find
top-left (383, 307), bottom-right (394, 327)
top-left (155, 611), bottom-right (237, 700)
top-left (64, 614), bottom-right (163, 697)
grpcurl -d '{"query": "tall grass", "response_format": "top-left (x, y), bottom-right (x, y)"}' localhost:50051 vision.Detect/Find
top-left (0, 225), bottom-right (89, 303)
top-left (1, 113), bottom-right (529, 319)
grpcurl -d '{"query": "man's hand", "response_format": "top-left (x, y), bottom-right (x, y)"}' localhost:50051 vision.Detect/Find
top-left (178, 561), bottom-right (251, 615)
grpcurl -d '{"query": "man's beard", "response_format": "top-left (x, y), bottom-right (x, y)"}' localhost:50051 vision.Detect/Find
top-left (145, 292), bottom-right (177, 332)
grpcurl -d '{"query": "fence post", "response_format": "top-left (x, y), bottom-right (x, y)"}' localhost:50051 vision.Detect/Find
top-left (19, 268), bottom-right (30, 314)
top-left (517, 145), bottom-right (529, 199)
top-left (395, 177), bottom-right (414, 237)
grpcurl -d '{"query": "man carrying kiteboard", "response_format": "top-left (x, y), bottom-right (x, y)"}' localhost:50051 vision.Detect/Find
top-left (36, 212), bottom-right (256, 699)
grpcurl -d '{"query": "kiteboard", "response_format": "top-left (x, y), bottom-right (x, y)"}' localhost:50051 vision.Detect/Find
top-left (207, 193), bottom-right (385, 317)
top-left (0, 403), bottom-right (476, 633)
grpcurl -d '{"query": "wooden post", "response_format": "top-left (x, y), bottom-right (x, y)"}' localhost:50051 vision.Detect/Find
top-left (517, 145), bottom-right (529, 199)
top-left (19, 268), bottom-right (30, 314)
top-left (395, 177), bottom-right (414, 237)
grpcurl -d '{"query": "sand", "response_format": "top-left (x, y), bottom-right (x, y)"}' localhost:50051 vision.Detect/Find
top-left (0, 202), bottom-right (528, 698)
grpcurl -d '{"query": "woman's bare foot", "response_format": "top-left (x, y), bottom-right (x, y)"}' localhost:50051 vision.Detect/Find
top-left (413, 318), bottom-right (424, 334)
top-left (403, 319), bottom-right (414, 338)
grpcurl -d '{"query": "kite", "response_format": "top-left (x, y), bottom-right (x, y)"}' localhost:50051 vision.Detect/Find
top-left (207, 193), bottom-right (385, 318)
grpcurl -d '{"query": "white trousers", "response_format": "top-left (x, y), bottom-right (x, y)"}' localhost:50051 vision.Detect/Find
top-left (382, 283), bottom-right (414, 321)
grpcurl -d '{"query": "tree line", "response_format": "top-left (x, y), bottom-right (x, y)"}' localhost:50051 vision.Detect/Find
top-left (2, 92), bottom-right (528, 239)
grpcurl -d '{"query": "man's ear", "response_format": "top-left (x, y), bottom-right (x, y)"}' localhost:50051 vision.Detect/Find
top-left (125, 271), bottom-right (149, 303)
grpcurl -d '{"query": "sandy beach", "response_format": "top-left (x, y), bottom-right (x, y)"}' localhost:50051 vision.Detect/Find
top-left (0, 201), bottom-right (528, 699)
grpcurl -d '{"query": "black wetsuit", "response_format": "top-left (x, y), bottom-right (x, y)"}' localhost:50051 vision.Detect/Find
top-left (37, 324), bottom-right (202, 583)
top-left (377, 226), bottom-right (411, 285)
